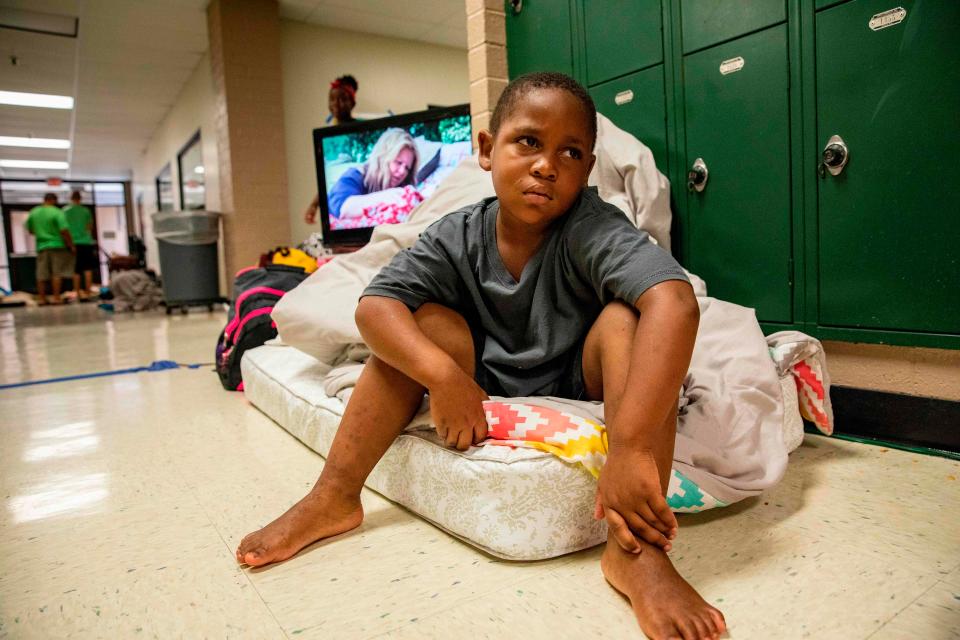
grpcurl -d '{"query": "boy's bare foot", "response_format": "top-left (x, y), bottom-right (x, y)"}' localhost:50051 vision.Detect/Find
top-left (236, 488), bottom-right (363, 567)
top-left (601, 537), bottom-right (726, 640)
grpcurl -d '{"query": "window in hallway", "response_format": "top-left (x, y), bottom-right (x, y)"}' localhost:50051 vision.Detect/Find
top-left (177, 131), bottom-right (205, 211)
top-left (156, 164), bottom-right (174, 212)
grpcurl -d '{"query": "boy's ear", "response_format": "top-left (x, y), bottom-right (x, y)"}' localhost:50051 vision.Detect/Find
top-left (477, 129), bottom-right (494, 172)
top-left (584, 152), bottom-right (597, 184)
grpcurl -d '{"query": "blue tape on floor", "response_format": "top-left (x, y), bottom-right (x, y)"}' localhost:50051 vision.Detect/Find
top-left (0, 360), bottom-right (212, 390)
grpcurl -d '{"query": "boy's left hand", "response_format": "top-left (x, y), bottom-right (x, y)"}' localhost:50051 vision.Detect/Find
top-left (595, 446), bottom-right (678, 553)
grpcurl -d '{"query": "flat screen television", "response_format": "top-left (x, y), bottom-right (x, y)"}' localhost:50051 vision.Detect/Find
top-left (313, 104), bottom-right (473, 248)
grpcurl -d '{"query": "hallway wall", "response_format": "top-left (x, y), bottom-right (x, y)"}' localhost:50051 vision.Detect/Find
top-left (132, 53), bottom-right (222, 289)
top-left (280, 20), bottom-right (469, 246)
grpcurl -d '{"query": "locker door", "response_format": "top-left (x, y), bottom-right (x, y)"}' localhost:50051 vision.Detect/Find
top-left (816, 0), bottom-right (960, 333)
top-left (583, 0), bottom-right (662, 86)
top-left (589, 65), bottom-right (668, 173)
top-left (684, 25), bottom-right (792, 322)
top-left (505, 0), bottom-right (574, 79)
top-left (680, 0), bottom-right (786, 53)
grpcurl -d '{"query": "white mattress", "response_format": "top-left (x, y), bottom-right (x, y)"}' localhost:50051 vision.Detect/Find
top-left (241, 343), bottom-right (803, 561)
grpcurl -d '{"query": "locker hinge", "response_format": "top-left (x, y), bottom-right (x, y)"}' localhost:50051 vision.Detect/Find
top-left (787, 258), bottom-right (794, 287)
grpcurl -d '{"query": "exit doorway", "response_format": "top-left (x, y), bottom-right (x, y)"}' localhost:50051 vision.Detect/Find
top-left (0, 180), bottom-right (131, 294)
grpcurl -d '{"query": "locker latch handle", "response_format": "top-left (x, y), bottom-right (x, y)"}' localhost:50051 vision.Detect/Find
top-left (687, 158), bottom-right (708, 193)
top-left (509, 0), bottom-right (522, 15)
top-left (818, 135), bottom-right (849, 177)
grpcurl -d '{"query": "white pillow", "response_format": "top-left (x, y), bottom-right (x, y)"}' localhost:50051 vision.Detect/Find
top-left (413, 136), bottom-right (442, 183)
top-left (274, 158), bottom-right (495, 364)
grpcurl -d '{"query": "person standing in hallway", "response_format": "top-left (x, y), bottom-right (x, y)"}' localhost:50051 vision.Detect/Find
top-left (327, 74), bottom-right (358, 126)
top-left (304, 74), bottom-right (360, 224)
top-left (26, 193), bottom-right (75, 306)
top-left (63, 190), bottom-right (96, 301)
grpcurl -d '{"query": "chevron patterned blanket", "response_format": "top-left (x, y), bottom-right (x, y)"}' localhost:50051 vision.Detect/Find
top-left (483, 400), bottom-right (725, 513)
top-left (481, 333), bottom-right (833, 514)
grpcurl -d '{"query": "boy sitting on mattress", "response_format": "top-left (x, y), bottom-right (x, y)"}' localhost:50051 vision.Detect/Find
top-left (237, 72), bottom-right (725, 640)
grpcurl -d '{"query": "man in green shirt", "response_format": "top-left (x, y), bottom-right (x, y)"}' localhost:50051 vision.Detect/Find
top-left (64, 190), bottom-right (96, 300)
top-left (25, 192), bottom-right (74, 305)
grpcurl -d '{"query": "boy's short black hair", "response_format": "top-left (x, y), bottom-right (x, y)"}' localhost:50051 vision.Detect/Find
top-left (489, 72), bottom-right (597, 149)
top-left (43, 192), bottom-right (57, 202)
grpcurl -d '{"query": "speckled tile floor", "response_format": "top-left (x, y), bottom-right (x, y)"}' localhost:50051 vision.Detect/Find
top-left (1, 305), bottom-right (958, 639)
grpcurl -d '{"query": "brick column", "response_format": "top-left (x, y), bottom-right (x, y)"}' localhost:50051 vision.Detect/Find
top-left (466, 0), bottom-right (509, 150)
top-left (207, 0), bottom-right (290, 286)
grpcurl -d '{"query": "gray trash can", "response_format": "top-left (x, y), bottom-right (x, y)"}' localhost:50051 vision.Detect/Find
top-left (152, 210), bottom-right (222, 313)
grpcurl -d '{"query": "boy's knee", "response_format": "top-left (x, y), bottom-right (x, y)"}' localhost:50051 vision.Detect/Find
top-left (413, 303), bottom-right (468, 332)
top-left (597, 300), bottom-right (639, 333)
top-left (413, 304), bottom-right (475, 369)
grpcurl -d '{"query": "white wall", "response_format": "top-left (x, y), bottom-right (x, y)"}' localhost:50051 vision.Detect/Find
top-left (280, 20), bottom-right (470, 245)
top-left (132, 53), bottom-right (222, 288)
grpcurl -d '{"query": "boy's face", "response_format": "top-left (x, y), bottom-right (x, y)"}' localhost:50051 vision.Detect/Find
top-left (478, 88), bottom-right (595, 229)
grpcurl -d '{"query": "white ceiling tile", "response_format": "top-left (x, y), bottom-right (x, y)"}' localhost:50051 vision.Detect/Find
top-left (278, 0), bottom-right (319, 21)
top-left (0, 124), bottom-right (72, 140)
top-left (441, 6), bottom-right (467, 28)
top-left (0, 147), bottom-right (68, 162)
top-left (0, 1), bottom-right (78, 15)
top-left (0, 28), bottom-right (77, 94)
top-left (307, 5), bottom-right (451, 46)
top-left (426, 27), bottom-right (467, 49)
top-left (316, 0), bottom-right (429, 22)
top-left (79, 3), bottom-right (208, 44)
top-left (0, 105), bottom-right (71, 132)
top-left (0, 168), bottom-right (65, 179)
top-left (319, 0), bottom-right (461, 21)
top-left (0, 26), bottom-right (76, 55)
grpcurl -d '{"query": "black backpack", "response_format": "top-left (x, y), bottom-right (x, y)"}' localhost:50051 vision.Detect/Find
top-left (216, 264), bottom-right (308, 391)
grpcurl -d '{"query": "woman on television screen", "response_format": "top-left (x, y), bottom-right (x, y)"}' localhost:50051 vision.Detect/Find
top-left (327, 128), bottom-right (420, 221)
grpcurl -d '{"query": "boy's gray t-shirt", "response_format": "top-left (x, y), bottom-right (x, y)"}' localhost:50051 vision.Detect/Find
top-left (363, 187), bottom-right (690, 397)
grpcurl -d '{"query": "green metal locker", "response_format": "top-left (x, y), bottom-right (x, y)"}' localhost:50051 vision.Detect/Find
top-left (683, 25), bottom-right (793, 322)
top-left (505, 0), bottom-right (575, 78)
top-left (583, 1), bottom-right (663, 86)
top-left (679, 0), bottom-right (786, 53)
top-left (815, 0), bottom-right (960, 333)
top-left (589, 66), bottom-right (669, 173)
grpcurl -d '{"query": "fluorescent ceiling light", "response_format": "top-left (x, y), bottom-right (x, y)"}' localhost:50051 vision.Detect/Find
top-left (0, 91), bottom-right (74, 110)
top-left (0, 136), bottom-right (70, 149)
top-left (0, 159), bottom-right (69, 169)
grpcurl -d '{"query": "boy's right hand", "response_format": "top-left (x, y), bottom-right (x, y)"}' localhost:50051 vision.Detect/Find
top-left (428, 369), bottom-right (489, 451)
top-left (595, 446), bottom-right (677, 554)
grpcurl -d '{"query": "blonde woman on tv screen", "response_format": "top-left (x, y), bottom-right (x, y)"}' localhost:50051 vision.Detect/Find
top-left (326, 128), bottom-right (421, 221)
